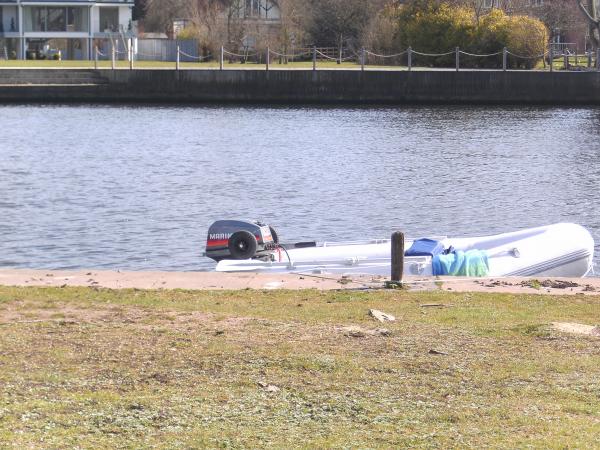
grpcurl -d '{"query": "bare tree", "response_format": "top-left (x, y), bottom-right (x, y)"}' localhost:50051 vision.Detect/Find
top-left (577, 0), bottom-right (600, 47)
top-left (143, 0), bottom-right (188, 35)
top-left (275, 0), bottom-right (306, 54)
top-left (222, 0), bottom-right (245, 48)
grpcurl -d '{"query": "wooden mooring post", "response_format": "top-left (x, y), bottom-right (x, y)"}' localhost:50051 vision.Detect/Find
top-left (455, 47), bottom-right (460, 72)
top-left (266, 47), bottom-right (270, 71)
top-left (390, 231), bottom-right (405, 285)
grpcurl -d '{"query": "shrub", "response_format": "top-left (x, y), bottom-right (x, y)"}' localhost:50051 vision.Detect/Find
top-left (176, 26), bottom-right (200, 41)
top-left (388, 1), bottom-right (548, 68)
top-left (363, 6), bottom-right (401, 56)
top-left (396, 2), bottom-right (475, 66)
top-left (505, 15), bottom-right (548, 69)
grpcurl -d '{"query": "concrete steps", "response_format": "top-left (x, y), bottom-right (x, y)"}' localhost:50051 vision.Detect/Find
top-left (0, 69), bottom-right (108, 85)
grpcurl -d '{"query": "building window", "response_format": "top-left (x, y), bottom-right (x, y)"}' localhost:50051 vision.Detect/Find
top-left (99, 7), bottom-right (119, 32)
top-left (31, 7), bottom-right (47, 32)
top-left (47, 8), bottom-right (65, 32)
top-left (483, 0), bottom-right (493, 8)
top-left (67, 8), bottom-right (86, 32)
top-left (24, 7), bottom-right (88, 32)
top-left (245, 0), bottom-right (260, 17)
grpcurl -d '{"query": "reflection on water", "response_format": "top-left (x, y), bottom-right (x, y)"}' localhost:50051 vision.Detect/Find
top-left (1, 104), bottom-right (599, 272)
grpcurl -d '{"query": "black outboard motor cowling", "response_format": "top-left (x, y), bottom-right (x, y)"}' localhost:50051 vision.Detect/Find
top-left (205, 219), bottom-right (278, 262)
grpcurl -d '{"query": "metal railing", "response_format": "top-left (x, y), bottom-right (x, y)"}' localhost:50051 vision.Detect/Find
top-left (91, 44), bottom-right (600, 73)
top-left (549, 42), bottom-right (576, 55)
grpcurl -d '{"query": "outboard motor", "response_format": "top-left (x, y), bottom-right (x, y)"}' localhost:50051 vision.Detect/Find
top-left (205, 219), bottom-right (278, 262)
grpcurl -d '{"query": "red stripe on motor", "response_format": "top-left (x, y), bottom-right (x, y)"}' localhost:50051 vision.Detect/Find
top-left (206, 239), bottom-right (229, 247)
top-left (207, 234), bottom-right (266, 248)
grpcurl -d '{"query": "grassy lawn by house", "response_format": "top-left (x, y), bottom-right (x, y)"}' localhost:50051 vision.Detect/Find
top-left (0, 286), bottom-right (598, 448)
top-left (0, 58), bottom-right (587, 71)
top-left (0, 60), bottom-right (362, 70)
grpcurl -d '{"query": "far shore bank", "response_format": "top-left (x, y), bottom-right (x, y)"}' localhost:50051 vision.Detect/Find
top-left (1, 269), bottom-right (598, 295)
top-left (1, 69), bottom-right (600, 104)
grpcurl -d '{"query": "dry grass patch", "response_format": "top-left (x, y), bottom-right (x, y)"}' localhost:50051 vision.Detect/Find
top-left (0, 286), bottom-right (599, 448)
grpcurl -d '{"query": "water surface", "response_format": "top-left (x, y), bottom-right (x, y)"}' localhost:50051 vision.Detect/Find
top-left (1, 104), bottom-right (599, 272)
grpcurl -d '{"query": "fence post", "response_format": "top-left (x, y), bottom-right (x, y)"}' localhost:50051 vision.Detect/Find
top-left (220, 45), bottom-right (224, 70)
top-left (176, 45), bottom-right (180, 71)
top-left (361, 47), bottom-right (365, 71)
top-left (312, 45), bottom-right (317, 71)
top-left (338, 46), bottom-right (342, 65)
top-left (564, 53), bottom-right (568, 71)
top-left (111, 45), bottom-right (115, 70)
top-left (390, 231), bottom-right (405, 284)
top-left (408, 46), bottom-right (412, 71)
top-left (266, 46), bottom-right (270, 71)
top-left (502, 47), bottom-right (507, 71)
top-left (94, 45), bottom-right (98, 70)
top-left (588, 51), bottom-right (592, 68)
top-left (128, 38), bottom-right (133, 70)
top-left (455, 47), bottom-right (459, 71)
top-left (549, 46), bottom-right (553, 72)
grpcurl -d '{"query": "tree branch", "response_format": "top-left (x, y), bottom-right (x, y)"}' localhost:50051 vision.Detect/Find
top-left (577, 0), bottom-right (600, 25)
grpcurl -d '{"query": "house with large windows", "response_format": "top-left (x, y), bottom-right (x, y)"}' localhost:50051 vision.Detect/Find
top-left (0, 0), bottom-right (134, 60)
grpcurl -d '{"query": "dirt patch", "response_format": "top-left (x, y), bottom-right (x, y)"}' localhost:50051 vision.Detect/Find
top-left (540, 280), bottom-right (580, 289)
top-left (518, 279), bottom-right (581, 290)
top-left (0, 303), bottom-right (212, 328)
top-left (552, 322), bottom-right (600, 337)
top-left (339, 325), bottom-right (391, 338)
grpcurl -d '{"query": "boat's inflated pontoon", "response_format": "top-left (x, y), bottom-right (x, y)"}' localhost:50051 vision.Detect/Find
top-left (205, 220), bottom-right (594, 278)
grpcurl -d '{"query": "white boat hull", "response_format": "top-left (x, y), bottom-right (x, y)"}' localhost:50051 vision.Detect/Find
top-left (214, 223), bottom-right (594, 278)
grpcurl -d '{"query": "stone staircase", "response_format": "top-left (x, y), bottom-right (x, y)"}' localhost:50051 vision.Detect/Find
top-left (0, 69), bottom-right (108, 86)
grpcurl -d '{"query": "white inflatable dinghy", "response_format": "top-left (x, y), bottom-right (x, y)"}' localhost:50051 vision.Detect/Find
top-left (205, 221), bottom-right (594, 278)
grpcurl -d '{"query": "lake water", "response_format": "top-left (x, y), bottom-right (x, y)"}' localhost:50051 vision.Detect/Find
top-left (1, 104), bottom-right (599, 273)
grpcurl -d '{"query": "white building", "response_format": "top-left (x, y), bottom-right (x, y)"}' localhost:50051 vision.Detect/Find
top-left (0, 0), bottom-right (134, 60)
top-left (236, 0), bottom-right (280, 21)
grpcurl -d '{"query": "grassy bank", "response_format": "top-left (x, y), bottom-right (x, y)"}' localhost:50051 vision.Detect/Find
top-left (0, 59), bottom-right (582, 71)
top-left (0, 286), bottom-right (599, 448)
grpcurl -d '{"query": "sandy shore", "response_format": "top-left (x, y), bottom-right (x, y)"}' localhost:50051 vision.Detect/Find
top-left (0, 269), bottom-right (598, 295)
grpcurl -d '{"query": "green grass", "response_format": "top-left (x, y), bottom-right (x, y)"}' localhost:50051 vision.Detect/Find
top-left (0, 286), bottom-right (599, 448)
top-left (0, 58), bottom-right (582, 71)
top-left (1, 55), bottom-right (597, 72)
top-left (0, 59), bottom-right (364, 70)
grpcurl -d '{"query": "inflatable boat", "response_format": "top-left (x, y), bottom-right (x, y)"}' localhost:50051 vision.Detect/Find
top-left (205, 221), bottom-right (594, 278)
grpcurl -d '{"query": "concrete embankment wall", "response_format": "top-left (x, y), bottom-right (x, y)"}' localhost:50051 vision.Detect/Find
top-left (1, 68), bottom-right (600, 104)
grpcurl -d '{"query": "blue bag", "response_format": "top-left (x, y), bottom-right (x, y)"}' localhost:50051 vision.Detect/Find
top-left (405, 239), bottom-right (445, 257)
